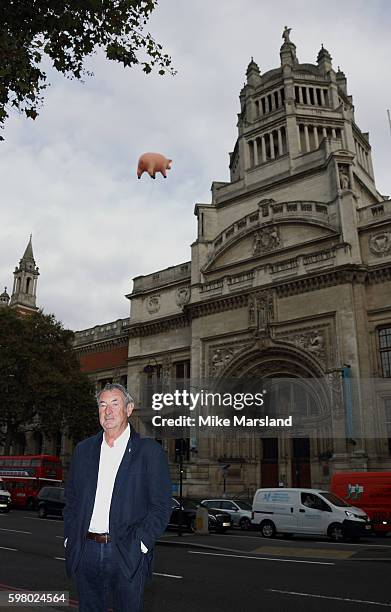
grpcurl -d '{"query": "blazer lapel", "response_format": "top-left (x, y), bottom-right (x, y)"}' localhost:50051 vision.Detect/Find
top-left (85, 432), bottom-right (103, 520)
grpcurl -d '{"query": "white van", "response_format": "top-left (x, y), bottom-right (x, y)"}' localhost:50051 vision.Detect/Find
top-left (252, 488), bottom-right (371, 541)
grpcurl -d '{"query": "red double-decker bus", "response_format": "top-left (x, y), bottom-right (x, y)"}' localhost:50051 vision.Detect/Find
top-left (0, 455), bottom-right (63, 509)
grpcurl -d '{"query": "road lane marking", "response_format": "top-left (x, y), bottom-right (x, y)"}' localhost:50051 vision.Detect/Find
top-left (153, 572), bottom-right (183, 579)
top-left (0, 546), bottom-right (17, 551)
top-left (188, 550), bottom-right (334, 565)
top-left (22, 516), bottom-right (61, 522)
top-left (267, 589), bottom-right (391, 607)
top-left (0, 527), bottom-right (32, 535)
top-left (251, 546), bottom-right (354, 559)
top-left (53, 558), bottom-right (183, 579)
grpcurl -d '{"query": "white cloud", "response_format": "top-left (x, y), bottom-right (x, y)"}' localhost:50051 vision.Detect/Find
top-left (1, 0), bottom-right (390, 329)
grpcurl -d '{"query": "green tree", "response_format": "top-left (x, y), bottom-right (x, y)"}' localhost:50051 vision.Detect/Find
top-left (0, 0), bottom-right (175, 139)
top-left (0, 308), bottom-right (97, 453)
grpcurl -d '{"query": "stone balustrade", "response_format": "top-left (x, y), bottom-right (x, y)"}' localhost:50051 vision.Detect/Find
top-left (358, 200), bottom-right (391, 225)
top-left (132, 262), bottom-right (191, 294)
top-left (213, 200), bottom-right (334, 253)
top-left (74, 317), bottom-right (130, 346)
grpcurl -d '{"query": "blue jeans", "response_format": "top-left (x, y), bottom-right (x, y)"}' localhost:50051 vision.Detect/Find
top-left (75, 539), bottom-right (146, 612)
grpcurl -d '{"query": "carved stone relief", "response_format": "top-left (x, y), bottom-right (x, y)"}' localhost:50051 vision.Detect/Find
top-left (276, 327), bottom-right (329, 368)
top-left (248, 290), bottom-right (275, 330)
top-left (253, 226), bottom-right (281, 255)
top-left (209, 342), bottom-right (252, 378)
top-left (146, 294), bottom-right (160, 314)
top-left (369, 231), bottom-right (391, 256)
top-left (176, 285), bottom-right (191, 307)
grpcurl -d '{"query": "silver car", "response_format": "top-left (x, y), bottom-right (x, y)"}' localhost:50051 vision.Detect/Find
top-left (201, 499), bottom-right (253, 530)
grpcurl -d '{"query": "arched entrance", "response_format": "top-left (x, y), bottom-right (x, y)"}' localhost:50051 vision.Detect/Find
top-left (217, 342), bottom-right (330, 489)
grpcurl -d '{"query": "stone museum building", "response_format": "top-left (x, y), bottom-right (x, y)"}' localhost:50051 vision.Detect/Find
top-left (5, 31), bottom-right (390, 496)
top-left (73, 31), bottom-right (391, 496)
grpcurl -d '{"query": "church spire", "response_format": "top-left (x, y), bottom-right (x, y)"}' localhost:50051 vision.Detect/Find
top-left (9, 236), bottom-right (39, 313)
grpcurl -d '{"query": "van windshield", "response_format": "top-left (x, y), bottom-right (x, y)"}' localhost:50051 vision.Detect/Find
top-left (320, 491), bottom-right (349, 507)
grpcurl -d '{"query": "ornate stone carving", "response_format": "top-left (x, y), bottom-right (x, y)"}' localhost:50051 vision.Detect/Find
top-left (253, 226), bottom-right (281, 255)
top-left (338, 164), bottom-right (350, 190)
top-left (248, 290), bottom-right (274, 330)
top-left (209, 341), bottom-right (252, 378)
top-left (146, 294), bottom-right (160, 314)
top-left (176, 286), bottom-right (191, 307)
top-left (277, 328), bottom-right (328, 367)
top-left (369, 231), bottom-right (391, 257)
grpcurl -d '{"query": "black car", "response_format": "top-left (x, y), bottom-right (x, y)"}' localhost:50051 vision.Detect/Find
top-left (169, 497), bottom-right (232, 533)
top-left (37, 486), bottom-right (65, 518)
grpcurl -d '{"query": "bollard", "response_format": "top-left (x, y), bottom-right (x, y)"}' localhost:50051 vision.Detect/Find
top-left (195, 505), bottom-right (209, 535)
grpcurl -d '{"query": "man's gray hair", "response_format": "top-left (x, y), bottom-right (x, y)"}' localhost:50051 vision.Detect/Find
top-left (96, 383), bottom-right (135, 407)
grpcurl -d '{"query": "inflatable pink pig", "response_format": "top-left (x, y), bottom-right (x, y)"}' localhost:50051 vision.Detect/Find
top-left (137, 152), bottom-right (172, 179)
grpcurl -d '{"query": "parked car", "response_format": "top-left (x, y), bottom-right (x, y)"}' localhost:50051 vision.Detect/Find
top-left (37, 486), bottom-right (65, 518)
top-left (0, 478), bottom-right (11, 513)
top-left (331, 472), bottom-right (391, 537)
top-left (252, 488), bottom-right (371, 541)
top-left (201, 498), bottom-right (253, 530)
top-left (169, 497), bottom-right (231, 533)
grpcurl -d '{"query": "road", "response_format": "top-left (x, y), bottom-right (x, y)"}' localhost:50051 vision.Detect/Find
top-left (0, 509), bottom-right (390, 611)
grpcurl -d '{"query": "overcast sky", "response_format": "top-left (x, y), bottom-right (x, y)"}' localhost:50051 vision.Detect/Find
top-left (1, 0), bottom-right (390, 331)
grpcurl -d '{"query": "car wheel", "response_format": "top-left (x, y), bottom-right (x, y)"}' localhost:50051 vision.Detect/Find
top-left (260, 520), bottom-right (276, 538)
top-left (328, 522), bottom-right (345, 542)
top-left (38, 506), bottom-right (47, 519)
top-left (26, 498), bottom-right (36, 511)
top-left (239, 517), bottom-right (251, 530)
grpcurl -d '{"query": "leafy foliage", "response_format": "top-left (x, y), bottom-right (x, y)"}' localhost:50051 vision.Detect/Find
top-left (0, 308), bottom-right (97, 452)
top-left (0, 0), bottom-right (175, 139)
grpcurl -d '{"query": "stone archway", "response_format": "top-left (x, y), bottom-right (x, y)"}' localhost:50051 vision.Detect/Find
top-left (215, 341), bottom-right (331, 489)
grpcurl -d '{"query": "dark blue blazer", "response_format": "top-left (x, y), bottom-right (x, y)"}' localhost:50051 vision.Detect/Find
top-left (63, 427), bottom-right (172, 580)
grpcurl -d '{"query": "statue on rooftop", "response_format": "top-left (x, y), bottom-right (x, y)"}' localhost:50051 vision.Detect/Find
top-left (282, 26), bottom-right (291, 43)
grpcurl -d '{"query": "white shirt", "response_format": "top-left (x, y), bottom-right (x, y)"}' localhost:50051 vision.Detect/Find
top-left (65, 424), bottom-right (147, 552)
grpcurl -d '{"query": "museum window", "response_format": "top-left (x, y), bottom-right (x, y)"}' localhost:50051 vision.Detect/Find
top-left (379, 328), bottom-right (391, 377)
top-left (174, 360), bottom-right (190, 393)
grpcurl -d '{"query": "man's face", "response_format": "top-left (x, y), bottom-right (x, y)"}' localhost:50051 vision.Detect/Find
top-left (98, 389), bottom-right (134, 435)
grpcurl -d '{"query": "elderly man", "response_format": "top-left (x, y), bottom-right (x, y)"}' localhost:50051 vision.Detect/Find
top-left (63, 383), bottom-right (172, 612)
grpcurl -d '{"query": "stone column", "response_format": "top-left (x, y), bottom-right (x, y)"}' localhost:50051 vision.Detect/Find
top-left (298, 87), bottom-right (303, 104)
top-left (277, 128), bottom-right (283, 156)
top-left (322, 127), bottom-right (327, 139)
top-left (269, 132), bottom-right (275, 159)
top-left (320, 89), bottom-right (326, 106)
top-left (304, 125), bottom-right (310, 152)
top-left (313, 126), bottom-right (319, 149)
top-left (341, 128), bottom-right (346, 148)
top-left (331, 128), bottom-right (337, 139)
top-left (277, 89), bottom-right (282, 108)
top-left (306, 87), bottom-right (311, 104)
top-left (297, 124), bottom-right (301, 152)
top-left (270, 93), bottom-right (275, 111)
top-left (261, 136), bottom-right (267, 162)
top-left (254, 139), bottom-right (258, 165)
